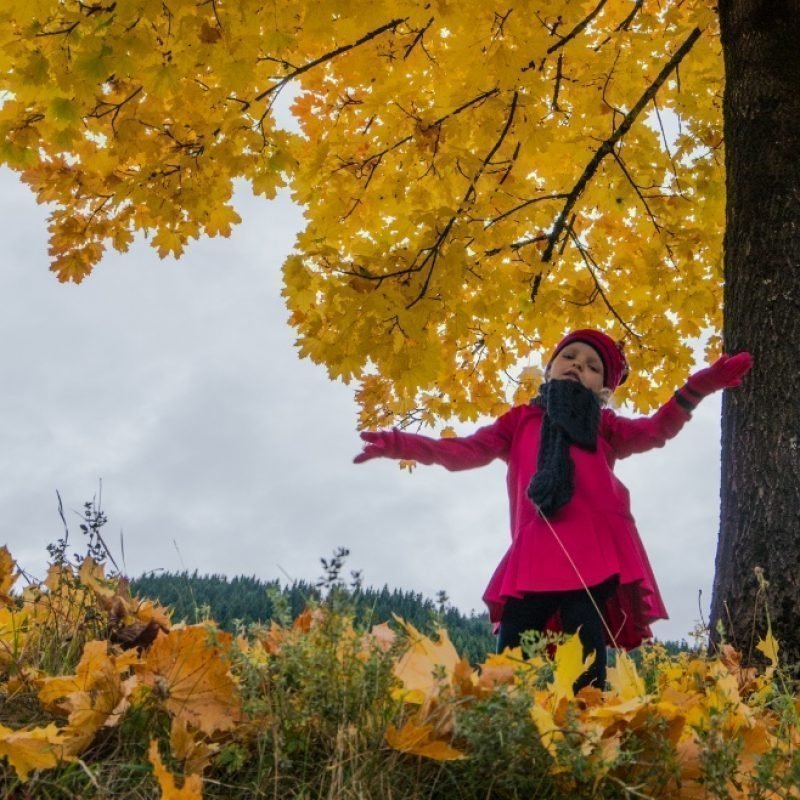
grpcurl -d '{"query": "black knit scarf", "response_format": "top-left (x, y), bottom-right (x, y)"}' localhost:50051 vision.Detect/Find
top-left (527, 379), bottom-right (600, 517)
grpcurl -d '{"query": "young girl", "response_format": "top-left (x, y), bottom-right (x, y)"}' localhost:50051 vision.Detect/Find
top-left (354, 330), bottom-right (752, 690)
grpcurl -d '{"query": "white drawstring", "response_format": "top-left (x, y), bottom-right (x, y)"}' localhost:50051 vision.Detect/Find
top-left (535, 504), bottom-right (626, 653)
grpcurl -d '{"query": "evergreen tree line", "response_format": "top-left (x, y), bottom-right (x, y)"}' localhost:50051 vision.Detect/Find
top-left (131, 570), bottom-right (693, 665)
top-left (131, 570), bottom-right (497, 663)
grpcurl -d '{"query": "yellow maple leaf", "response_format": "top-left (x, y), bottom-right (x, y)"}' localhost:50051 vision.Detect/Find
top-left (755, 628), bottom-right (779, 667)
top-left (551, 632), bottom-right (595, 702)
top-left (529, 703), bottom-right (563, 758)
top-left (0, 605), bottom-right (29, 666)
top-left (138, 626), bottom-right (243, 736)
top-left (38, 639), bottom-right (138, 754)
top-left (149, 740), bottom-right (204, 800)
top-left (204, 204), bottom-right (241, 238)
top-left (0, 723), bottom-right (69, 782)
top-left (78, 556), bottom-right (115, 601)
top-left (0, 545), bottom-right (18, 605)
top-left (606, 650), bottom-right (646, 702)
top-left (392, 617), bottom-right (461, 703)
top-left (385, 718), bottom-right (466, 761)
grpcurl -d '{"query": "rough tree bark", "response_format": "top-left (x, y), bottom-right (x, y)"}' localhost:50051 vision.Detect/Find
top-left (711, 0), bottom-right (800, 666)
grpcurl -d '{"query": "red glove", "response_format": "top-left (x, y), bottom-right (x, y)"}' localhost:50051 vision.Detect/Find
top-left (677, 352), bottom-right (753, 408)
top-left (353, 431), bottom-right (392, 463)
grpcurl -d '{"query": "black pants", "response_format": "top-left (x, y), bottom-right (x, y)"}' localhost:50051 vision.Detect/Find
top-left (497, 582), bottom-right (614, 692)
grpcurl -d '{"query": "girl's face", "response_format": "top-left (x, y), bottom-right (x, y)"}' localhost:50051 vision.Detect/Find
top-left (548, 341), bottom-right (605, 393)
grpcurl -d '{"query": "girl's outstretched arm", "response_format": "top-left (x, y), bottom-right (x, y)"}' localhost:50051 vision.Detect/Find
top-left (353, 406), bottom-right (523, 471)
top-left (603, 352), bottom-right (753, 459)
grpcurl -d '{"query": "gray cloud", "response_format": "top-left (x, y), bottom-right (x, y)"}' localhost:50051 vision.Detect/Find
top-left (0, 167), bottom-right (722, 644)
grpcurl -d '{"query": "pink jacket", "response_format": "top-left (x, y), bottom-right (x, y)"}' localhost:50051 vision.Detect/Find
top-left (380, 396), bottom-right (692, 649)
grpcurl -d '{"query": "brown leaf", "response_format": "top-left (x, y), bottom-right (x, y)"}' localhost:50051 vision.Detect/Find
top-left (112, 619), bottom-right (165, 650)
top-left (199, 21), bottom-right (222, 44)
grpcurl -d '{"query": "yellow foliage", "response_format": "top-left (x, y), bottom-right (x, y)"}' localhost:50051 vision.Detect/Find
top-left (0, 544), bottom-right (795, 797)
top-left (0, 0), bottom-right (726, 421)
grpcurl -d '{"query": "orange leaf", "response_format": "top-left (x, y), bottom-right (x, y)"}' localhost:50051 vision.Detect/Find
top-left (138, 627), bottom-right (243, 735)
top-left (369, 621), bottom-right (396, 653)
top-left (385, 718), bottom-right (465, 761)
top-left (78, 557), bottom-right (115, 601)
top-left (148, 740), bottom-right (204, 799)
top-left (169, 719), bottom-right (217, 776)
top-left (38, 640), bottom-right (138, 754)
top-left (0, 546), bottom-right (18, 605)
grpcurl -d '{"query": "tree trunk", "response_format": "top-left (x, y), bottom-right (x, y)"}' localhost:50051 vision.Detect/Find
top-left (712, 0), bottom-right (800, 667)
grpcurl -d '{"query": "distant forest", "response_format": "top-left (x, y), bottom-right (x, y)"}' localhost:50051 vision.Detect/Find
top-left (132, 569), bottom-right (694, 664)
top-left (132, 570), bottom-right (496, 663)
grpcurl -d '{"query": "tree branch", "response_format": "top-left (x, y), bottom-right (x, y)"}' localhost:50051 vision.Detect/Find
top-left (541, 26), bottom-right (702, 263)
top-left (334, 88), bottom-right (499, 181)
top-left (547, 0), bottom-right (608, 54)
top-left (403, 16), bottom-right (434, 60)
top-left (253, 18), bottom-right (406, 105)
top-left (567, 227), bottom-right (641, 340)
top-left (485, 192), bottom-right (569, 228)
top-left (406, 91), bottom-right (519, 309)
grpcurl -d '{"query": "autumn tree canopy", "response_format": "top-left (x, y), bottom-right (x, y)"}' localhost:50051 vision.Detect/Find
top-left (0, 0), bottom-right (722, 426)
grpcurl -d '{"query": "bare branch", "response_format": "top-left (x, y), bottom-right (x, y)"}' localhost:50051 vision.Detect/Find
top-left (484, 234), bottom-right (549, 258)
top-left (35, 21), bottom-right (80, 37)
top-left (611, 151), bottom-right (660, 232)
top-left (492, 8), bottom-right (514, 40)
top-left (616, 0), bottom-right (644, 32)
top-left (612, 151), bottom-right (680, 268)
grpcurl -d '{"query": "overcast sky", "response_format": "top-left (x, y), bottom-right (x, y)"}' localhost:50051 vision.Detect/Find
top-left (0, 163), bottom-right (724, 645)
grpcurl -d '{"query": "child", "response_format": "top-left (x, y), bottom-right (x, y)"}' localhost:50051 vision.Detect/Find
top-left (354, 330), bottom-right (752, 690)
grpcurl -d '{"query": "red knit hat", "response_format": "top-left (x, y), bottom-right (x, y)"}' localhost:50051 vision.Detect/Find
top-left (547, 329), bottom-right (629, 390)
